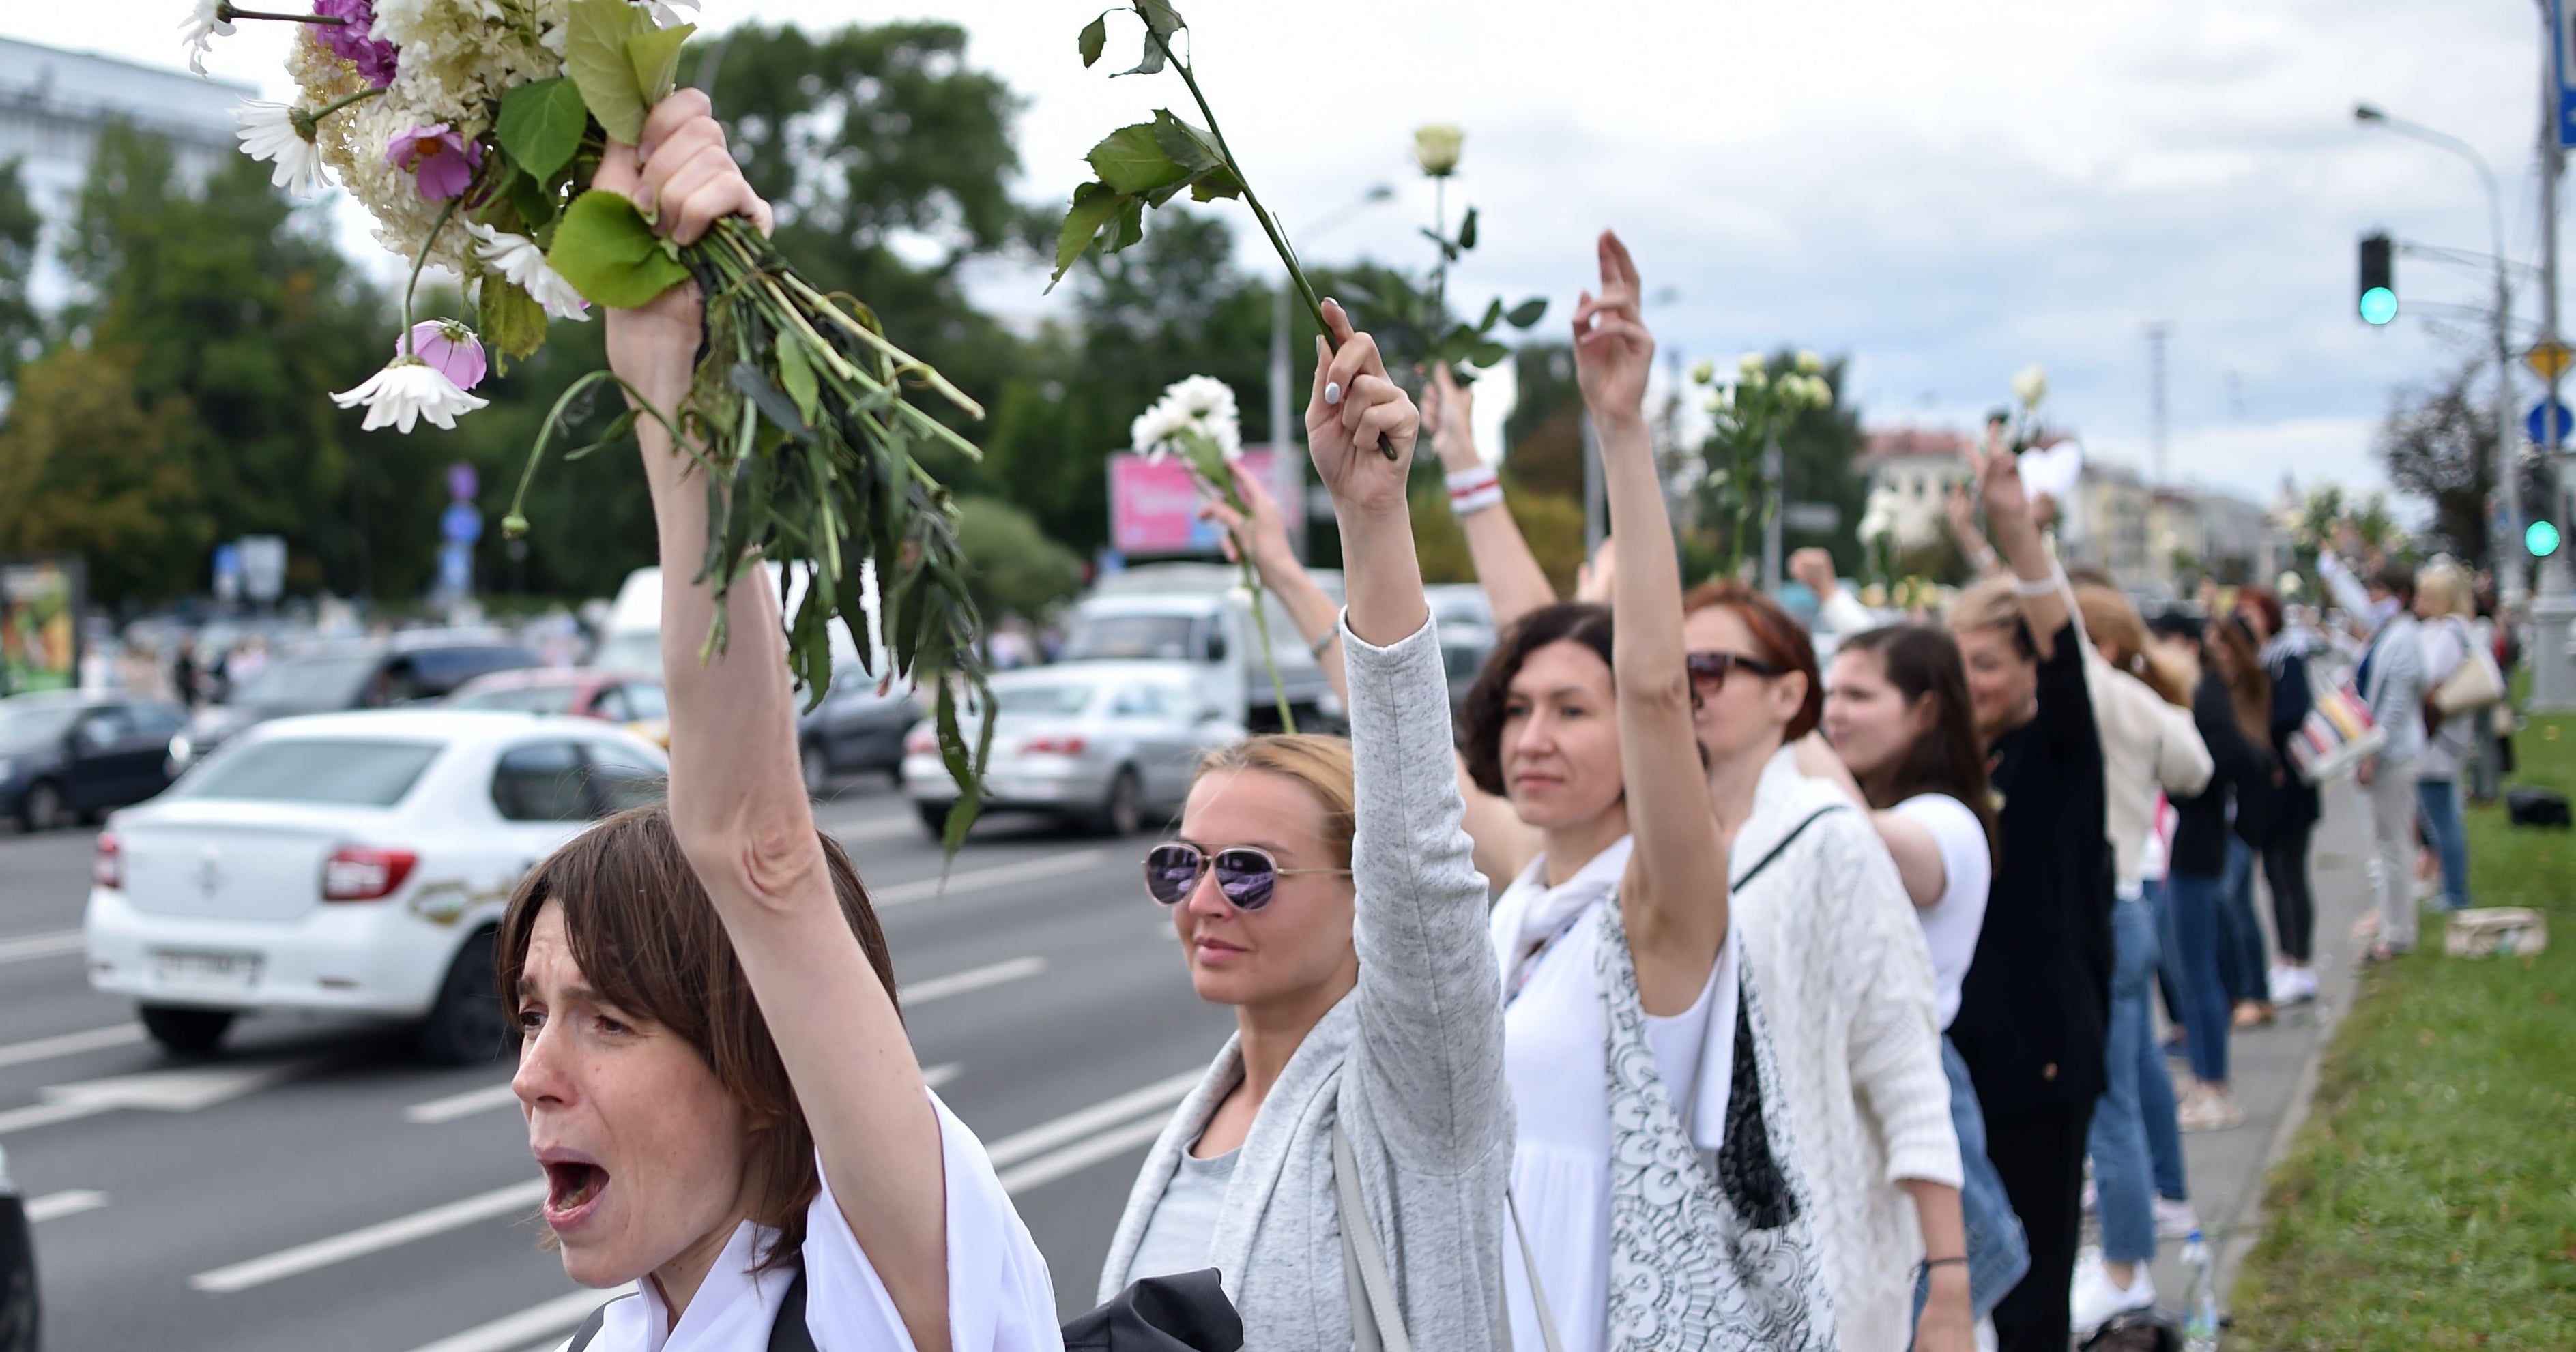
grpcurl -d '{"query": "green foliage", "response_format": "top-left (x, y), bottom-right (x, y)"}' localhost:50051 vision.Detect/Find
top-left (1053, 111), bottom-right (1243, 287)
top-left (1690, 349), bottom-right (1866, 576)
top-left (954, 495), bottom-right (1083, 621)
top-left (565, 0), bottom-right (652, 143)
top-left (0, 345), bottom-right (209, 603)
top-left (2377, 359), bottom-right (2493, 568)
top-left (546, 190), bottom-right (689, 306)
top-left (0, 158), bottom-right (40, 389)
top-left (2231, 714), bottom-right (2576, 1349)
top-left (495, 78), bottom-right (588, 186)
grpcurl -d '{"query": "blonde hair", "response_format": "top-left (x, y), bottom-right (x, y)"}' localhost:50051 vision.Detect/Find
top-left (1193, 734), bottom-right (1358, 871)
top-left (2074, 583), bottom-right (2192, 707)
top-left (1945, 575), bottom-right (2025, 641)
top-left (2417, 560), bottom-right (2474, 619)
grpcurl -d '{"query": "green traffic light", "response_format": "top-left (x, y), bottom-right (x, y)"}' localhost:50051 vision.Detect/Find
top-left (2530, 520), bottom-right (2562, 557)
top-left (2360, 286), bottom-right (2397, 325)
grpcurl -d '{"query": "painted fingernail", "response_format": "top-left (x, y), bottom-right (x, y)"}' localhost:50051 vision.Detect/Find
top-left (1324, 381), bottom-right (1342, 406)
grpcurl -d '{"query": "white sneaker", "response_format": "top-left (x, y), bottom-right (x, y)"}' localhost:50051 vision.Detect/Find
top-left (2266, 963), bottom-right (2298, 1003)
top-left (2154, 1195), bottom-right (2199, 1238)
top-left (2288, 965), bottom-right (2320, 1003)
top-left (2069, 1246), bottom-right (2157, 1336)
top-left (2179, 1087), bottom-right (2245, 1132)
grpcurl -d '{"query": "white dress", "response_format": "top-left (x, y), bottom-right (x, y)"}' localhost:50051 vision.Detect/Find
top-left (1489, 836), bottom-right (1741, 1352)
top-left (579, 1091), bottom-right (1061, 1352)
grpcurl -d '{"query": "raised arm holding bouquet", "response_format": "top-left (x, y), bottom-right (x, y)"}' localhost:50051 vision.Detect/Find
top-left (199, 0), bottom-right (996, 844)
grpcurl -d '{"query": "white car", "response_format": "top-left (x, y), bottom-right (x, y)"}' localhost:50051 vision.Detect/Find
top-left (84, 710), bottom-right (667, 1062)
top-left (901, 663), bottom-right (1245, 838)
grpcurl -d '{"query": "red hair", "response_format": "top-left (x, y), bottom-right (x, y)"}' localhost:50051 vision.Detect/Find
top-left (2237, 585), bottom-right (2284, 639)
top-left (1681, 578), bottom-right (1823, 740)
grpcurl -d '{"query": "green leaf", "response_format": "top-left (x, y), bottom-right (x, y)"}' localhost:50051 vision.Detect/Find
top-left (1468, 340), bottom-right (1510, 369)
top-left (546, 190), bottom-right (689, 307)
top-left (1479, 297), bottom-right (1504, 329)
top-left (1505, 297), bottom-right (1548, 328)
top-left (1086, 122), bottom-right (1190, 196)
top-left (478, 276), bottom-right (549, 364)
top-left (1049, 180), bottom-right (1125, 289)
top-left (496, 78), bottom-right (588, 187)
top-left (1112, 194), bottom-right (1146, 251)
top-left (1150, 110), bottom-right (1223, 174)
top-left (1079, 14), bottom-right (1109, 66)
top-left (777, 332), bottom-right (820, 426)
top-left (731, 360), bottom-right (817, 445)
top-left (1187, 166), bottom-right (1243, 203)
top-left (566, 0), bottom-right (651, 144)
top-left (1117, 1), bottom-right (1182, 76)
top-left (1457, 205), bottom-right (1478, 251)
top-left (626, 22), bottom-right (696, 108)
top-left (507, 168), bottom-right (558, 229)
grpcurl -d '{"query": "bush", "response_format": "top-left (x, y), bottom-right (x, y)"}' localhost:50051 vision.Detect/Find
top-left (954, 495), bottom-right (1083, 622)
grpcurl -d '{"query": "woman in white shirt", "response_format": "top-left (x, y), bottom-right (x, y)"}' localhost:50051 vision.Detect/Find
top-left (502, 93), bottom-right (1058, 1352)
top-left (1797, 623), bottom-right (2026, 1329)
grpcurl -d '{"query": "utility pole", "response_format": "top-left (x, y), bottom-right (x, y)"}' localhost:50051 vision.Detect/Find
top-left (2145, 321), bottom-right (2171, 485)
top-left (2533, 0), bottom-right (2576, 708)
top-left (1270, 280), bottom-right (1299, 561)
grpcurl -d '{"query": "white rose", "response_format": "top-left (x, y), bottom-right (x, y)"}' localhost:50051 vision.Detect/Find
top-left (2012, 364), bottom-right (2049, 408)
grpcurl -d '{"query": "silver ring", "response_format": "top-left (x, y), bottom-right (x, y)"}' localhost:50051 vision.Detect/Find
top-left (1323, 381), bottom-right (1342, 406)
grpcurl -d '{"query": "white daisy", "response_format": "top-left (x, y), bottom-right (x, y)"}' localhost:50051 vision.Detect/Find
top-left (332, 356), bottom-right (490, 432)
top-left (469, 223), bottom-right (591, 321)
top-left (233, 101), bottom-right (328, 199)
top-left (179, 0), bottom-right (235, 77)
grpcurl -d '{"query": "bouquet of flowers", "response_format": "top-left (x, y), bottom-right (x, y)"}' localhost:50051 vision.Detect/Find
top-left (1129, 375), bottom-right (1294, 732)
top-left (189, 0), bottom-right (996, 844)
top-left (1690, 351), bottom-right (1834, 575)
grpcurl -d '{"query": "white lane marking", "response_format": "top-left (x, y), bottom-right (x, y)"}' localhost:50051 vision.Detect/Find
top-left (403, 1284), bottom-right (637, 1352)
top-left (404, 1081), bottom-right (520, 1125)
top-left (0, 930), bottom-right (81, 965)
top-left (25, 1189), bottom-right (108, 1222)
top-left (0, 1023), bottom-right (143, 1070)
top-left (190, 1178), bottom-right (549, 1293)
top-left (901, 956), bottom-right (1045, 1006)
top-left (998, 1113), bottom-right (1172, 1195)
top-left (922, 1061), bottom-right (961, 1089)
top-left (1, 1057), bottom-right (319, 1137)
top-left (983, 1069), bottom-right (1201, 1170)
top-left (873, 849), bottom-right (1110, 907)
top-left (831, 815), bottom-right (916, 843)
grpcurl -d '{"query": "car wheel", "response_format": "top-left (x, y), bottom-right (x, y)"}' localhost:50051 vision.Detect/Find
top-left (802, 743), bottom-right (833, 798)
top-left (416, 930), bottom-right (508, 1066)
top-left (915, 802), bottom-right (952, 839)
top-left (139, 1003), bottom-right (234, 1057)
top-left (16, 780), bottom-right (63, 833)
top-left (1093, 767), bottom-right (1144, 837)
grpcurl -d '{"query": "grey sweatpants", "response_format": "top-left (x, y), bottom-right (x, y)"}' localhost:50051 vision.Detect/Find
top-left (2363, 758), bottom-right (2422, 950)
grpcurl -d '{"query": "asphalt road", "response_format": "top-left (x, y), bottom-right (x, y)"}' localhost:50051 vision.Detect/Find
top-left (0, 781), bottom-right (1236, 1351)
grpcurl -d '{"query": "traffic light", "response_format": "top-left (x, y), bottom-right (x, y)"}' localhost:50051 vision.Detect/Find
top-left (2519, 450), bottom-right (2561, 558)
top-left (2358, 233), bottom-right (2396, 325)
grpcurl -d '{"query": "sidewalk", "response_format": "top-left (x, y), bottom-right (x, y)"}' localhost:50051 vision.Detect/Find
top-left (2130, 771), bottom-right (2375, 1321)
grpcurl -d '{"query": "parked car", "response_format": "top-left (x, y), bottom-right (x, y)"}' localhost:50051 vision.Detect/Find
top-left (1067, 563), bottom-right (1343, 732)
top-left (0, 1143), bottom-right (29, 1352)
top-left (87, 710), bottom-right (667, 1062)
top-left (800, 673), bottom-right (919, 794)
top-left (900, 663), bottom-right (1245, 838)
top-left (170, 631), bottom-right (540, 771)
top-left (446, 667), bottom-right (669, 747)
top-left (0, 693), bottom-right (190, 832)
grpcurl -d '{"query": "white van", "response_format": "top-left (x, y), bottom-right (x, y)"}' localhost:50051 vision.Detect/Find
top-left (1065, 563), bottom-right (1344, 733)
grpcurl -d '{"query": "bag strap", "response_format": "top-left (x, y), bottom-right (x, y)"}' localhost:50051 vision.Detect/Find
top-left (561, 1270), bottom-right (809, 1352)
top-left (564, 1295), bottom-right (627, 1351)
top-left (1733, 806), bottom-right (1844, 894)
top-left (1334, 1123), bottom-right (1412, 1352)
top-left (1505, 1187), bottom-right (1567, 1352)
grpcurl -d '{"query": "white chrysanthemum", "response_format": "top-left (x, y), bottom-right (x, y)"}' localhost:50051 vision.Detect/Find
top-left (332, 356), bottom-right (490, 432)
top-left (179, 0), bottom-right (234, 77)
top-left (234, 101), bottom-right (330, 199)
top-left (1131, 374), bottom-right (1242, 462)
top-left (2012, 364), bottom-right (2049, 408)
top-left (470, 223), bottom-right (590, 320)
top-left (1794, 349), bottom-right (1824, 376)
top-left (1736, 351), bottom-right (1766, 381)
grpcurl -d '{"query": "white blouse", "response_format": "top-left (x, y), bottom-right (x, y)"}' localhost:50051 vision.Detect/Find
top-left (1490, 836), bottom-right (1741, 1352)
top-left (578, 1091), bottom-right (1060, 1352)
top-left (1889, 793), bottom-right (1990, 1031)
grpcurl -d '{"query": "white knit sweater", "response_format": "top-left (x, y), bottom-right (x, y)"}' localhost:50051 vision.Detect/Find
top-left (1735, 748), bottom-right (1963, 1352)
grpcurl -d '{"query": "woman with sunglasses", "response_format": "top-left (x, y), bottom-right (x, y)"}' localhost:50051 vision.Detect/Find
top-left (1098, 302), bottom-right (1511, 1351)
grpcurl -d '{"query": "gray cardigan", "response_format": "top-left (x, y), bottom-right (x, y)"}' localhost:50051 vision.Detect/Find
top-left (1097, 615), bottom-right (1511, 1352)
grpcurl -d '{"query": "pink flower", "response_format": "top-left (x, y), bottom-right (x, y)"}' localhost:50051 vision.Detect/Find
top-left (385, 123), bottom-right (482, 202)
top-left (314, 0), bottom-right (398, 87)
top-left (401, 319), bottom-right (487, 391)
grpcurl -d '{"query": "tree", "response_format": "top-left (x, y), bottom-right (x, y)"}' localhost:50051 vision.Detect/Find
top-left (0, 159), bottom-right (40, 390)
top-left (2378, 359), bottom-right (2494, 567)
top-left (0, 344), bottom-right (209, 603)
top-left (954, 496), bottom-right (1083, 621)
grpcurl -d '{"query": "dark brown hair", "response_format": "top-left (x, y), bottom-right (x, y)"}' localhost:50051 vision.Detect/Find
top-left (2236, 585), bottom-right (2284, 641)
top-left (1457, 602), bottom-right (1616, 798)
top-left (2210, 614), bottom-right (2273, 750)
top-left (493, 806), bottom-right (897, 1269)
top-left (1682, 578), bottom-right (1824, 740)
top-left (2369, 561), bottom-right (2416, 604)
top-left (1834, 625), bottom-right (1999, 866)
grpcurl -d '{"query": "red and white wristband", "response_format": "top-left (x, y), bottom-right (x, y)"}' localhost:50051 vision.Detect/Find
top-left (1446, 465), bottom-right (1503, 517)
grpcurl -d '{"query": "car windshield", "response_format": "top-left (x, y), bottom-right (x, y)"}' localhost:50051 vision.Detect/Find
top-left (0, 702), bottom-right (82, 745)
top-left (449, 684), bottom-right (583, 714)
top-left (992, 684), bottom-right (1096, 716)
top-left (229, 653), bottom-right (379, 711)
top-left (182, 738), bottom-right (442, 806)
top-left (1063, 615), bottom-right (1196, 662)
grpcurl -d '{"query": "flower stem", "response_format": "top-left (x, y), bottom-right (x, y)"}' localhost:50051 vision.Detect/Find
top-left (1240, 555), bottom-right (1297, 735)
top-left (400, 195), bottom-right (463, 358)
top-left (307, 86), bottom-right (383, 123)
top-left (219, 3), bottom-right (347, 23)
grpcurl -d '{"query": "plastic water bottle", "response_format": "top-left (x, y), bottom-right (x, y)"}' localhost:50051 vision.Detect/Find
top-left (2181, 1229), bottom-right (2220, 1352)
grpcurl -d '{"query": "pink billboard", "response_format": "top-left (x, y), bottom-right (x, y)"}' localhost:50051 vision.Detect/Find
top-left (1108, 445), bottom-right (1303, 556)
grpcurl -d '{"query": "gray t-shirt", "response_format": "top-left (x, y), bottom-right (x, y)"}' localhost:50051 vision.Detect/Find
top-left (1127, 1145), bottom-right (1239, 1285)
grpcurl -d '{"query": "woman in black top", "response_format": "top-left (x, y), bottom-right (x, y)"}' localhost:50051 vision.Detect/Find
top-left (1943, 427), bottom-right (2109, 1352)
top-left (2235, 587), bottom-right (2320, 1004)
top-left (2150, 612), bottom-right (2272, 1134)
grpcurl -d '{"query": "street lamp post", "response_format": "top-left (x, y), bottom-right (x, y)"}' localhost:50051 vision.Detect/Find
top-left (2354, 103), bottom-right (2526, 604)
top-left (1268, 184), bottom-right (1393, 561)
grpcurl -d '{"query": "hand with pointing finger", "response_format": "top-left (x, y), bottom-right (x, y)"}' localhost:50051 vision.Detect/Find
top-left (1307, 298), bottom-right (1419, 519)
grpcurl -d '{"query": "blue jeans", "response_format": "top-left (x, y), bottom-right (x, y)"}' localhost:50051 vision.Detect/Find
top-left (2217, 838), bottom-right (2272, 1004)
top-left (2086, 898), bottom-right (2166, 1263)
top-left (1913, 1036), bottom-right (2031, 1323)
top-left (2165, 871), bottom-right (2231, 1085)
top-left (2416, 776), bottom-right (2471, 911)
top-left (2137, 880), bottom-right (2188, 1202)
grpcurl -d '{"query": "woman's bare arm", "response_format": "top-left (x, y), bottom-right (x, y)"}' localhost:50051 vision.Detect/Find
top-left (1791, 733), bottom-right (1948, 907)
top-left (1427, 362), bottom-right (1558, 629)
top-left (599, 93), bottom-right (948, 1351)
top-left (1199, 460), bottom-right (1346, 705)
top-left (1576, 231), bottom-right (1729, 1016)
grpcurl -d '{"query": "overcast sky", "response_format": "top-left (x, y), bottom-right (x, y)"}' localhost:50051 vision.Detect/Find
top-left (18, 1), bottom-right (2567, 507)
